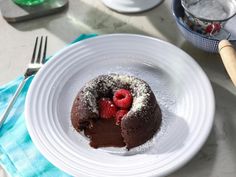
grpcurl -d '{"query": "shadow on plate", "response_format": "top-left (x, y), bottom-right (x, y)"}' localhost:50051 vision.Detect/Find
top-left (149, 109), bottom-right (189, 154)
top-left (123, 108), bottom-right (189, 156)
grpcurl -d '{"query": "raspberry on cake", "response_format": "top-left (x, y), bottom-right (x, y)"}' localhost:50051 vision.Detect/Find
top-left (71, 74), bottom-right (162, 150)
top-left (115, 109), bottom-right (128, 125)
top-left (113, 89), bottom-right (133, 108)
top-left (98, 98), bottom-right (117, 119)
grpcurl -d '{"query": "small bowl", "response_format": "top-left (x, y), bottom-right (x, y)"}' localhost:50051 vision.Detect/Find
top-left (181, 0), bottom-right (236, 36)
top-left (172, 0), bottom-right (236, 53)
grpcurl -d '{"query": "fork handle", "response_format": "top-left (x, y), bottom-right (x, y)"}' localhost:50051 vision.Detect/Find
top-left (0, 77), bottom-right (27, 128)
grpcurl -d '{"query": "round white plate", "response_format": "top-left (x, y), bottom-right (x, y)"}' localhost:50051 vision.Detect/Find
top-left (102, 0), bottom-right (163, 13)
top-left (25, 34), bottom-right (215, 177)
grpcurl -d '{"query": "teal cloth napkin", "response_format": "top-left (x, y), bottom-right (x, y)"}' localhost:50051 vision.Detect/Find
top-left (0, 34), bottom-right (97, 177)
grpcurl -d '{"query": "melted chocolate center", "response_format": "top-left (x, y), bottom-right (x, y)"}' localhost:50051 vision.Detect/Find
top-left (84, 118), bottom-right (125, 148)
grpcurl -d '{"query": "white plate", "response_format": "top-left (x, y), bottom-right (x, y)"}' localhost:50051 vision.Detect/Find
top-left (102, 0), bottom-right (163, 13)
top-left (25, 34), bottom-right (215, 177)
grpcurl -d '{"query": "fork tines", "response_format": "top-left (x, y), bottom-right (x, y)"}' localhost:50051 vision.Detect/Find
top-left (31, 36), bottom-right (48, 64)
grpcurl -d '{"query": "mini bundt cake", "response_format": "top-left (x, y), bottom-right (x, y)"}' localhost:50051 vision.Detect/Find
top-left (71, 74), bottom-right (162, 150)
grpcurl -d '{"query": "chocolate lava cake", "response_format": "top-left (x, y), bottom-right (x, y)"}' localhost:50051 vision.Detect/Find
top-left (71, 74), bottom-right (162, 150)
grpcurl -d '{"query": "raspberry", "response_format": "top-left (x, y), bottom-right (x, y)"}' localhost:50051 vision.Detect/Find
top-left (115, 109), bottom-right (128, 125)
top-left (113, 89), bottom-right (133, 108)
top-left (99, 98), bottom-right (117, 119)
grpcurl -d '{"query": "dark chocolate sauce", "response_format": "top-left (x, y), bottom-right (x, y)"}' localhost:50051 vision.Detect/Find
top-left (84, 118), bottom-right (125, 148)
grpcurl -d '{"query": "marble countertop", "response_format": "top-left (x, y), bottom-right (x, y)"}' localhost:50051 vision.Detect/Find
top-left (0, 0), bottom-right (236, 176)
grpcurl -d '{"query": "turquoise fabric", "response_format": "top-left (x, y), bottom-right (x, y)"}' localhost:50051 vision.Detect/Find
top-left (0, 34), bottom-right (97, 177)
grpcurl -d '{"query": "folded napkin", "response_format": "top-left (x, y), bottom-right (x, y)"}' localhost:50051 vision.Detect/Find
top-left (0, 34), bottom-right (97, 177)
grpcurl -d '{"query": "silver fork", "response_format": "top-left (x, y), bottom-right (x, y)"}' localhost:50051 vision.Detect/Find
top-left (0, 36), bottom-right (48, 128)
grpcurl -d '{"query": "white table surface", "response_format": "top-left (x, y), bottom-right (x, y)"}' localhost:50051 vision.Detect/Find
top-left (1, 0), bottom-right (236, 176)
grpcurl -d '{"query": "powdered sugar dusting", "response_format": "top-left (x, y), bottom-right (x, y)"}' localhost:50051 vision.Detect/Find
top-left (83, 90), bottom-right (98, 114)
top-left (132, 96), bottom-right (145, 110)
top-left (80, 74), bottom-right (152, 114)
